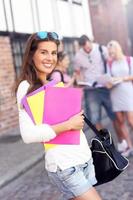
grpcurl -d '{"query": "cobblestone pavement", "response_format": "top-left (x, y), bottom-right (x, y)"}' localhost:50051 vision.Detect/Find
top-left (0, 156), bottom-right (133, 200)
top-left (0, 121), bottom-right (133, 200)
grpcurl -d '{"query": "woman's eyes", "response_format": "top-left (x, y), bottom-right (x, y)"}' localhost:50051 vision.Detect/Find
top-left (52, 51), bottom-right (57, 55)
top-left (40, 51), bottom-right (57, 55)
top-left (41, 51), bottom-right (47, 55)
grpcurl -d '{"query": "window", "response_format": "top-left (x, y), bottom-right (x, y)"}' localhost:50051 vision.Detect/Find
top-left (72, 3), bottom-right (85, 36)
top-left (10, 33), bottom-right (29, 77)
top-left (72, 0), bottom-right (82, 5)
top-left (57, 0), bottom-right (72, 36)
top-left (11, 0), bottom-right (33, 33)
top-left (0, 1), bottom-right (7, 31)
top-left (37, 0), bottom-right (54, 31)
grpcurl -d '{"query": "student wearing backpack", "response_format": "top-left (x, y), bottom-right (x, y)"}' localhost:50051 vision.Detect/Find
top-left (49, 51), bottom-right (76, 87)
top-left (107, 40), bottom-right (133, 157)
top-left (73, 35), bottom-right (118, 133)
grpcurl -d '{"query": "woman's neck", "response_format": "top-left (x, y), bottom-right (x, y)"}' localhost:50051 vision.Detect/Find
top-left (38, 74), bottom-right (47, 85)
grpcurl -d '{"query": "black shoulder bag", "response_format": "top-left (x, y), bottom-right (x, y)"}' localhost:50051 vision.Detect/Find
top-left (83, 115), bottom-right (129, 186)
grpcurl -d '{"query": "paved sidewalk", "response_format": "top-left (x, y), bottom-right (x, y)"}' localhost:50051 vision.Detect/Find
top-left (0, 157), bottom-right (133, 200)
top-left (0, 137), bottom-right (132, 200)
top-left (0, 128), bottom-right (44, 189)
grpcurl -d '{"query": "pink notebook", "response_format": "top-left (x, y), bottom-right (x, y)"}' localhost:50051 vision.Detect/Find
top-left (44, 87), bottom-right (82, 145)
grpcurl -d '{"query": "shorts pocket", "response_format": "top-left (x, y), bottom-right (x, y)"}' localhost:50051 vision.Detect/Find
top-left (57, 166), bottom-right (76, 181)
top-left (84, 159), bottom-right (97, 184)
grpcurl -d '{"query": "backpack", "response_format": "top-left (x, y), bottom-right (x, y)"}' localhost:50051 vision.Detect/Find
top-left (50, 69), bottom-right (65, 83)
top-left (108, 56), bottom-right (131, 76)
top-left (92, 45), bottom-right (107, 87)
top-left (99, 45), bottom-right (107, 73)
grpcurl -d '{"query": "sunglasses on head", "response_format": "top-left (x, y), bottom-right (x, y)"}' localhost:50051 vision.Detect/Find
top-left (36, 31), bottom-right (59, 40)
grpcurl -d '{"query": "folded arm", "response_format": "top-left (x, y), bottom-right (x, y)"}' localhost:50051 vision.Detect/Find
top-left (17, 81), bottom-right (84, 144)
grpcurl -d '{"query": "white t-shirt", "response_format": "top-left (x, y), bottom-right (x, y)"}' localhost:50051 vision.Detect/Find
top-left (73, 43), bottom-right (108, 86)
top-left (17, 80), bottom-right (92, 172)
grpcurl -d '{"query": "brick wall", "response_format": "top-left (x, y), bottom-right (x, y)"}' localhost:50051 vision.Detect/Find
top-left (0, 36), bottom-right (19, 136)
top-left (89, 0), bottom-right (130, 54)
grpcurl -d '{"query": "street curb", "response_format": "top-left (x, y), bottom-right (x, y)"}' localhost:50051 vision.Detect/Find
top-left (0, 152), bottom-right (44, 189)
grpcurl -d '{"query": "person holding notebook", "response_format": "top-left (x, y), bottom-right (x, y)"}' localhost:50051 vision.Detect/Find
top-left (15, 31), bottom-right (102, 200)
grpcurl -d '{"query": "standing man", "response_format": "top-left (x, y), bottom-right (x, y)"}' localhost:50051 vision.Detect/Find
top-left (73, 35), bottom-right (116, 131)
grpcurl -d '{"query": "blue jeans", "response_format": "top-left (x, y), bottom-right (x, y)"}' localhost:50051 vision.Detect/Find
top-left (84, 87), bottom-right (116, 124)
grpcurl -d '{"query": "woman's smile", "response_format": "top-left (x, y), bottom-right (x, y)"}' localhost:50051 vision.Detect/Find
top-left (42, 63), bottom-right (53, 68)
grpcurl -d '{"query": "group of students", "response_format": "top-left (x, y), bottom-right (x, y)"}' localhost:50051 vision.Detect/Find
top-left (15, 31), bottom-right (133, 200)
top-left (73, 35), bottom-right (133, 158)
top-left (48, 34), bottom-right (133, 158)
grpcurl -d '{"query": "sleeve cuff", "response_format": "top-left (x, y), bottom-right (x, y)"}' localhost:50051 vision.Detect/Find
top-left (38, 124), bottom-right (56, 142)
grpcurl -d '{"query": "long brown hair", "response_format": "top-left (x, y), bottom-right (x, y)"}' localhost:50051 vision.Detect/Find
top-left (14, 32), bottom-right (60, 95)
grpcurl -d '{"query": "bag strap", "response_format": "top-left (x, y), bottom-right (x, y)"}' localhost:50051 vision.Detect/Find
top-left (99, 45), bottom-right (107, 73)
top-left (83, 114), bottom-right (100, 137)
top-left (83, 114), bottom-right (112, 142)
top-left (126, 56), bottom-right (131, 74)
top-left (52, 70), bottom-right (65, 83)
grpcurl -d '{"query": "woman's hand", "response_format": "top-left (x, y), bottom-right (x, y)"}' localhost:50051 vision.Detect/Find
top-left (52, 110), bottom-right (84, 135)
top-left (105, 82), bottom-right (113, 89)
top-left (65, 72), bottom-right (77, 87)
top-left (67, 110), bottom-right (84, 130)
top-left (122, 76), bottom-right (133, 82)
top-left (105, 77), bottom-right (123, 89)
top-left (121, 76), bottom-right (132, 82)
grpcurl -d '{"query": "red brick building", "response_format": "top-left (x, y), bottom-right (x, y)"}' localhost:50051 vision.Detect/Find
top-left (89, 0), bottom-right (130, 54)
top-left (0, 36), bottom-right (18, 135)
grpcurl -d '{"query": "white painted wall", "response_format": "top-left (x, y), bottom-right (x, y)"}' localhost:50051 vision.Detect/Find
top-left (0, 0), bottom-right (93, 38)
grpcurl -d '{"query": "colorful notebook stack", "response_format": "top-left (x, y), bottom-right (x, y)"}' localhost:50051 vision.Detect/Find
top-left (21, 81), bottom-right (82, 146)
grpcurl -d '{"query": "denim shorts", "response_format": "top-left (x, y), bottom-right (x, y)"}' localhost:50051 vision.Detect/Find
top-left (48, 158), bottom-right (97, 200)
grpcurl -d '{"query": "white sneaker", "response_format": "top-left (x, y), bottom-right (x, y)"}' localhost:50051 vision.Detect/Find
top-left (122, 148), bottom-right (133, 158)
top-left (117, 140), bottom-right (128, 153)
top-left (122, 148), bottom-right (131, 157)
